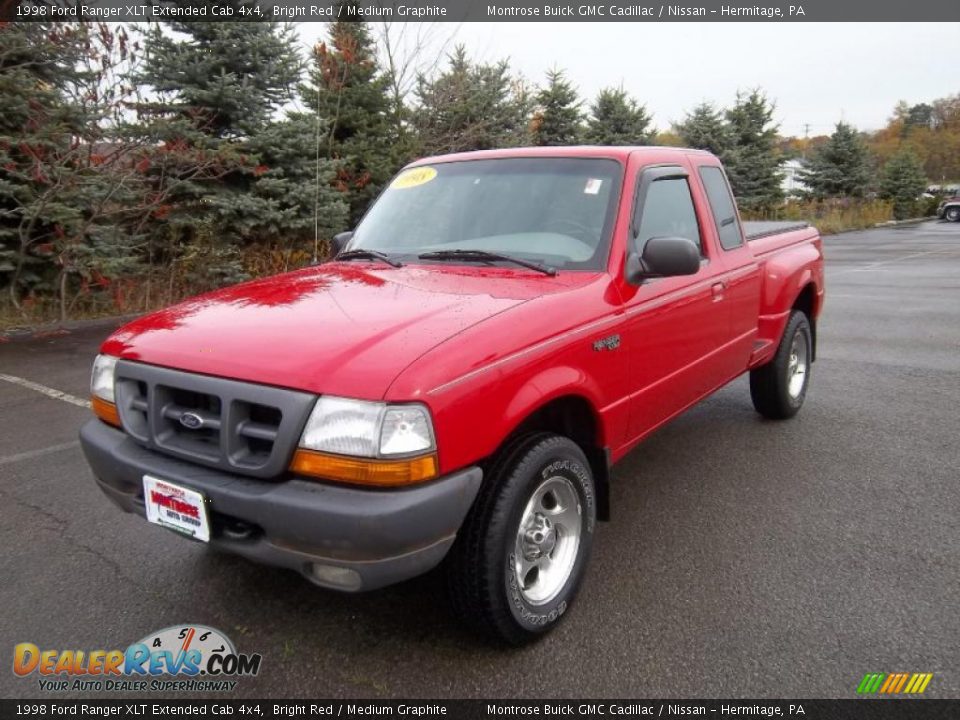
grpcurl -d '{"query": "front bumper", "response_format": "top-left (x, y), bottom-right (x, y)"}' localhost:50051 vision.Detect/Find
top-left (80, 419), bottom-right (482, 591)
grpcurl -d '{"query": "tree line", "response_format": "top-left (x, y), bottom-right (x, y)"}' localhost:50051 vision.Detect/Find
top-left (1, 16), bottom-right (955, 324)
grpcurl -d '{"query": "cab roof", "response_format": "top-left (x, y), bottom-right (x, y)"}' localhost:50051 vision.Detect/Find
top-left (409, 145), bottom-right (715, 167)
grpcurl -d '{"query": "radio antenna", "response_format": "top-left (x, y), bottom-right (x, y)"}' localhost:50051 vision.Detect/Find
top-left (313, 55), bottom-right (322, 265)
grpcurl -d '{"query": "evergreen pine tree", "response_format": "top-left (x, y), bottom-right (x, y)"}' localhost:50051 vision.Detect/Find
top-left (414, 46), bottom-right (530, 155)
top-left (880, 149), bottom-right (927, 220)
top-left (302, 17), bottom-right (396, 225)
top-left (797, 122), bottom-right (872, 199)
top-left (583, 87), bottom-right (654, 146)
top-left (245, 116), bottom-right (349, 253)
top-left (724, 90), bottom-right (783, 210)
top-left (133, 17), bottom-right (325, 268)
top-left (1, 23), bottom-right (83, 306)
top-left (138, 19), bottom-right (301, 139)
top-left (532, 69), bottom-right (583, 146)
top-left (0, 23), bottom-right (145, 317)
top-left (675, 102), bottom-right (733, 158)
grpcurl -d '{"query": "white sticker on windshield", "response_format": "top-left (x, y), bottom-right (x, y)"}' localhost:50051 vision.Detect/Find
top-left (584, 178), bottom-right (603, 195)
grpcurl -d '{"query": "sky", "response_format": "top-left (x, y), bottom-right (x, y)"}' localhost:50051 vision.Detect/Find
top-left (298, 22), bottom-right (956, 138)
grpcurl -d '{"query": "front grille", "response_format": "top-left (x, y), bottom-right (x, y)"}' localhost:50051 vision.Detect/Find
top-left (114, 360), bottom-right (316, 479)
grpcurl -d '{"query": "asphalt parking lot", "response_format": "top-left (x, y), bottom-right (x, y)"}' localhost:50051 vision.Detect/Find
top-left (1, 220), bottom-right (958, 700)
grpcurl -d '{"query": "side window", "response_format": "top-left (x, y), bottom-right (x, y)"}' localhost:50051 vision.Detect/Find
top-left (635, 177), bottom-right (702, 254)
top-left (699, 166), bottom-right (743, 250)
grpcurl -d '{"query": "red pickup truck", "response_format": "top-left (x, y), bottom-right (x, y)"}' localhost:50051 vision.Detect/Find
top-left (81, 147), bottom-right (824, 644)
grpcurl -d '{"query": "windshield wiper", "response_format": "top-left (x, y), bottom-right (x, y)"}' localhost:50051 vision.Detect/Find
top-left (336, 249), bottom-right (404, 268)
top-left (417, 249), bottom-right (557, 276)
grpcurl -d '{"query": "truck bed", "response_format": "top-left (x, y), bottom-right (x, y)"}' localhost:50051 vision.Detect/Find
top-left (743, 220), bottom-right (810, 240)
top-left (743, 220), bottom-right (819, 261)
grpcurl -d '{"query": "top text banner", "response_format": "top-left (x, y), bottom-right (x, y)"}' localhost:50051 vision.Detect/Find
top-left (7, 0), bottom-right (960, 22)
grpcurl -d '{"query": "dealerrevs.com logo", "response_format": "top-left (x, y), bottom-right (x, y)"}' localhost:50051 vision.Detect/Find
top-left (13, 624), bottom-right (262, 692)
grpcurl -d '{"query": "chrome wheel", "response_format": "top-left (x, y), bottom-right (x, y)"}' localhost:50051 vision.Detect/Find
top-left (513, 475), bottom-right (582, 606)
top-left (787, 329), bottom-right (809, 399)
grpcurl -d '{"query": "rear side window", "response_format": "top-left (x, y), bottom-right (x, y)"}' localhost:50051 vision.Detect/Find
top-left (635, 178), bottom-right (702, 254)
top-left (699, 166), bottom-right (743, 250)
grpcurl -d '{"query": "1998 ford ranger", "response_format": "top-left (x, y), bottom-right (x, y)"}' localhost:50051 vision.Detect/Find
top-left (81, 147), bottom-right (824, 644)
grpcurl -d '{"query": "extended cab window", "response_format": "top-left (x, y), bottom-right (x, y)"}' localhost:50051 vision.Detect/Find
top-left (635, 177), bottom-right (702, 254)
top-left (699, 166), bottom-right (744, 250)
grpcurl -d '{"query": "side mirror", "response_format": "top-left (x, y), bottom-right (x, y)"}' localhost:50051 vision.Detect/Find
top-left (626, 236), bottom-right (701, 284)
top-left (330, 231), bottom-right (353, 258)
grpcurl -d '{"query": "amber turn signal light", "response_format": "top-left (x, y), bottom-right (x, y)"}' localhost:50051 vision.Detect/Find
top-left (91, 396), bottom-right (121, 428)
top-left (290, 449), bottom-right (438, 487)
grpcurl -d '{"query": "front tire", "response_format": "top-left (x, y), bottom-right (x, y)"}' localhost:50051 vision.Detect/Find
top-left (946, 206), bottom-right (960, 222)
top-left (445, 433), bottom-right (596, 645)
top-left (750, 310), bottom-right (813, 420)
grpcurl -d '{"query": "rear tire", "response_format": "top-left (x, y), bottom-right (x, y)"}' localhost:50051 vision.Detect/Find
top-left (445, 433), bottom-right (596, 645)
top-left (946, 206), bottom-right (960, 222)
top-left (750, 310), bottom-right (812, 420)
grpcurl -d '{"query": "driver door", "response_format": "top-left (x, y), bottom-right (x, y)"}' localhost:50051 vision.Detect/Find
top-left (619, 163), bottom-right (731, 445)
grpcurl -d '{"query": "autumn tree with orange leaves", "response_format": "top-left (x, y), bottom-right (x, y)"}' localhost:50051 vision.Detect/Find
top-left (867, 95), bottom-right (960, 186)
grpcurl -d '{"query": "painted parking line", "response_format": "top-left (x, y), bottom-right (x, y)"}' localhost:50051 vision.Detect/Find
top-left (829, 249), bottom-right (960, 276)
top-left (0, 373), bottom-right (90, 408)
top-left (0, 441), bottom-right (80, 466)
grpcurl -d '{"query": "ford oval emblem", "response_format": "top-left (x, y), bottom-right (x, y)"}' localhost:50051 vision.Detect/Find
top-left (179, 412), bottom-right (204, 430)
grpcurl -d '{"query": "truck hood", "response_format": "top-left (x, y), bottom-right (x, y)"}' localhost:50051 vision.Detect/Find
top-left (102, 262), bottom-right (595, 399)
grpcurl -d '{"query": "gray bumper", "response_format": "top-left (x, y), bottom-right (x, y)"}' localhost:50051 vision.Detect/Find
top-left (80, 419), bottom-right (482, 591)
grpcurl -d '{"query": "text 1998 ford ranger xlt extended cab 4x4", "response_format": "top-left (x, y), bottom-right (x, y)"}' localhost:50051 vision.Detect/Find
top-left (81, 147), bottom-right (824, 644)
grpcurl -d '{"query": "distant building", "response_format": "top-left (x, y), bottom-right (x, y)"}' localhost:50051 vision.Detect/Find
top-left (781, 159), bottom-right (807, 197)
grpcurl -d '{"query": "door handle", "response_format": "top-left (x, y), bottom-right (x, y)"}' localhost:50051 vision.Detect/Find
top-left (711, 282), bottom-right (726, 301)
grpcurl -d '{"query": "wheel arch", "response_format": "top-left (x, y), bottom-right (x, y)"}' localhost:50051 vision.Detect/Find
top-left (791, 282), bottom-right (819, 361)
top-left (495, 389), bottom-right (611, 522)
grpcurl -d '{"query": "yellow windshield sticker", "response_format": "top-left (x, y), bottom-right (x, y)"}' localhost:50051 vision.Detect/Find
top-left (391, 167), bottom-right (437, 190)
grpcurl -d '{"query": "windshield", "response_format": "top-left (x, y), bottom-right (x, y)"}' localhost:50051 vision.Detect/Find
top-left (348, 157), bottom-right (623, 271)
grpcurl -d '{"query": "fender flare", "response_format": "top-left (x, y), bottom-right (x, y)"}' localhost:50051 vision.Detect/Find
top-left (498, 366), bottom-right (612, 521)
top-left (501, 365), bottom-right (607, 446)
top-left (762, 245), bottom-right (820, 317)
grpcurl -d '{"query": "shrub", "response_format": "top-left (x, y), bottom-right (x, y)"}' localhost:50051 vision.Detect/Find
top-left (741, 198), bottom-right (894, 234)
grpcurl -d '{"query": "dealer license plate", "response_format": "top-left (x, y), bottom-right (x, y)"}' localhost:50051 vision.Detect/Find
top-left (143, 475), bottom-right (210, 543)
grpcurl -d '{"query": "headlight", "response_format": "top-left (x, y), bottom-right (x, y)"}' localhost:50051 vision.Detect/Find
top-left (90, 354), bottom-right (121, 427)
top-left (90, 354), bottom-right (118, 403)
top-left (298, 396), bottom-right (435, 458)
top-left (379, 406), bottom-right (435, 456)
top-left (292, 396), bottom-right (438, 486)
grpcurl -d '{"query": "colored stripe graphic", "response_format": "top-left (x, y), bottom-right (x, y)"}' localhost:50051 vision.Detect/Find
top-left (857, 672), bottom-right (933, 694)
top-left (857, 673), bottom-right (885, 694)
top-left (905, 673), bottom-right (934, 694)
